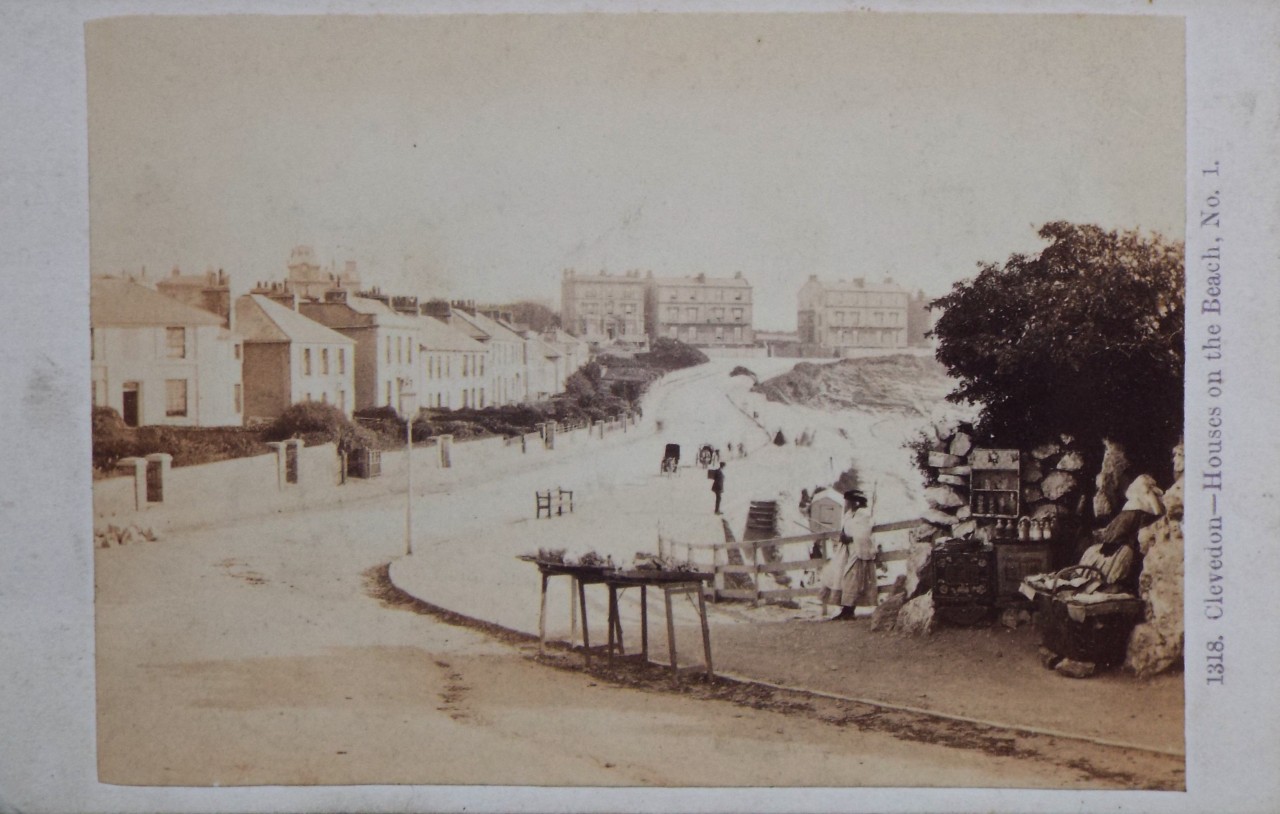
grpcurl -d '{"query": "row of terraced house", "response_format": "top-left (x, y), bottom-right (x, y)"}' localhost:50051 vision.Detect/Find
top-left (90, 250), bottom-right (589, 428)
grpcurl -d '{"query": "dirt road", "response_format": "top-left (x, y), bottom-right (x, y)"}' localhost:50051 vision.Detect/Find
top-left (98, 506), bottom-right (1102, 788)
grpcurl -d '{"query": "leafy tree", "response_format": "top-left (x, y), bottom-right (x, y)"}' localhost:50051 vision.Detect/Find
top-left (930, 222), bottom-right (1183, 475)
top-left (504, 300), bottom-right (560, 332)
top-left (638, 337), bottom-right (710, 371)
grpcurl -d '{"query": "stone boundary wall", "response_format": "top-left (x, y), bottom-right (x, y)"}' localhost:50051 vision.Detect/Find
top-left (92, 412), bottom-right (640, 534)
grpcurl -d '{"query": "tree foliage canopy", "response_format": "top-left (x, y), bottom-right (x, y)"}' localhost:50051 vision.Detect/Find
top-left (505, 301), bottom-right (560, 333)
top-left (930, 222), bottom-right (1184, 471)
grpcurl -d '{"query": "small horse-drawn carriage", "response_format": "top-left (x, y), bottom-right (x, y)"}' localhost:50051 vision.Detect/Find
top-left (696, 443), bottom-right (718, 469)
top-left (661, 443), bottom-right (681, 474)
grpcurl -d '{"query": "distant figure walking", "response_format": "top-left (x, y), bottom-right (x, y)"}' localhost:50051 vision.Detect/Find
top-left (709, 462), bottom-right (726, 515)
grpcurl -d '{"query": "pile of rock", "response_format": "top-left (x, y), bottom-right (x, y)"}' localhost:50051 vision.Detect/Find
top-left (1125, 442), bottom-right (1185, 677)
top-left (95, 524), bottom-right (159, 548)
top-left (910, 423), bottom-right (1089, 556)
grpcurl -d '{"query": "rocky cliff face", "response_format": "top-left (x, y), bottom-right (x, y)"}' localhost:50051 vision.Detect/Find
top-left (1125, 442), bottom-right (1185, 678)
top-left (752, 354), bottom-right (952, 414)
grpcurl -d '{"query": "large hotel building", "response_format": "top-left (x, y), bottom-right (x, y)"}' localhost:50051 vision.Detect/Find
top-left (645, 272), bottom-right (754, 347)
top-left (796, 275), bottom-right (910, 352)
top-left (561, 269), bottom-right (756, 348)
top-left (559, 270), bottom-right (648, 345)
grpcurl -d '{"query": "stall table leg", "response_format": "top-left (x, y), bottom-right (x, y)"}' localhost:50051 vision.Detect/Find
top-left (664, 587), bottom-right (678, 677)
top-left (697, 587), bottom-right (714, 677)
top-left (569, 577), bottom-right (578, 649)
top-left (578, 578), bottom-right (591, 667)
top-left (537, 573), bottom-right (549, 656)
top-left (640, 585), bottom-right (649, 662)
top-left (606, 586), bottom-right (617, 662)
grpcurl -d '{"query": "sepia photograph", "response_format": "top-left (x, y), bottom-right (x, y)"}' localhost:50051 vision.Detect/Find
top-left (81, 11), bottom-right (1193, 791)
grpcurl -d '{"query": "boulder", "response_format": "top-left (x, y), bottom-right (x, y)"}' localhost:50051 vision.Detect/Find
top-left (1030, 503), bottom-right (1069, 522)
top-left (925, 485), bottom-right (967, 510)
top-left (950, 519), bottom-right (978, 539)
top-left (1059, 433), bottom-right (1076, 447)
top-left (1125, 470), bottom-right (1184, 678)
top-left (910, 523), bottom-right (939, 542)
top-left (870, 576), bottom-right (909, 632)
top-left (1093, 438), bottom-right (1132, 518)
top-left (1022, 485), bottom-right (1043, 504)
top-left (938, 474), bottom-right (967, 487)
top-left (955, 505), bottom-right (973, 522)
top-left (939, 465), bottom-right (972, 477)
top-left (1124, 624), bottom-right (1181, 678)
top-left (1031, 442), bottom-right (1061, 461)
top-left (1056, 451), bottom-right (1085, 472)
top-left (870, 594), bottom-right (907, 632)
top-left (1040, 471), bottom-right (1078, 501)
top-left (927, 451), bottom-right (963, 469)
top-left (949, 432), bottom-right (974, 458)
top-left (895, 592), bottom-right (935, 636)
top-left (904, 542), bottom-right (933, 596)
top-left (1000, 608), bottom-right (1032, 629)
top-left (1021, 459), bottom-right (1043, 484)
top-left (1055, 658), bottom-right (1097, 679)
top-left (922, 507), bottom-right (957, 527)
top-left (934, 418), bottom-right (959, 443)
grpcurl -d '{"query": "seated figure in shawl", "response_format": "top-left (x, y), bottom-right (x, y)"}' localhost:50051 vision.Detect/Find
top-left (1078, 474), bottom-right (1165, 594)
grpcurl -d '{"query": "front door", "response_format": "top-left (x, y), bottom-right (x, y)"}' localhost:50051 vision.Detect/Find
top-left (122, 382), bottom-right (140, 427)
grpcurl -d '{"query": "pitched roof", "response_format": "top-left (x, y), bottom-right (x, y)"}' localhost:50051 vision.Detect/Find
top-left (454, 309), bottom-right (526, 343)
top-left (91, 276), bottom-right (226, 328)
top-left (298, 296), bottom-right (421, 331)
top-left (235, 295), bottom-right (354, 345)
top-left (542, 327), bottom-right (588, 346)
top-left (527, 335), bottom-right (562, 359)
top-left (651, 275), bottom-right (751, 288)
top-left (345, 296), bottom-right (422, 328)
top-left (806, 277), bottom-right (907, 294)
top-left (418, 315), bottom-right (486, 352)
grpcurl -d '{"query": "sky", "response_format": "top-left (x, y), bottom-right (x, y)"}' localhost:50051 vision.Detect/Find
top-left (87, 13), bottom-right (1185, 331)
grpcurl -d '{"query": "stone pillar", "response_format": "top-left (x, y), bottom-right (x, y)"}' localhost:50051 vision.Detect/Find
top-left (143, 452), bottom-right (172, 504)
top-left (116, 457), bottom-right (147, 511)
top-left (266, 441), bottom-right (287, 489)
top-left (287, 439), bottom-right (303, 484)
top-left (438, 434), bottom-right (453, 469)
top-left (544, 421), bottom-right (556, 450)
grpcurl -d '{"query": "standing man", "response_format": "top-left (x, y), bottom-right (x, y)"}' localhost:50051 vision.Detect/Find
top-left (709, 462), bottom-right (726, 515)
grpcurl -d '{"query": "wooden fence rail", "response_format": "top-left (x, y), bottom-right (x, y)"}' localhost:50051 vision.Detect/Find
top-left (666, 519), bottom-right (917, 605)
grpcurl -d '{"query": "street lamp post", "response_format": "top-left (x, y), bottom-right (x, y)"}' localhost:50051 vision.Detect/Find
top-left (398, 381), bottom-right (417, 556)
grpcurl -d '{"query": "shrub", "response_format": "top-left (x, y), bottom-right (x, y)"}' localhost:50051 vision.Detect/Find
top-left (92, 406), bottom-right (137, 472)
top-left (270, 402), bottom-right (379, 452)
top-left (637, 337), bottom-right (709, 371)
top-left (134, 426), bottom-right (269, 467)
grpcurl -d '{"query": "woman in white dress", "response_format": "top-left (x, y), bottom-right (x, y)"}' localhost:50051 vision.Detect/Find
top-left (818, 488), bottom-right (879, 620)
